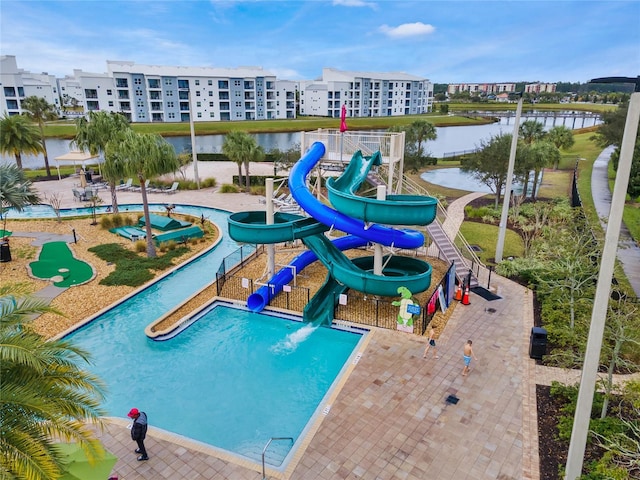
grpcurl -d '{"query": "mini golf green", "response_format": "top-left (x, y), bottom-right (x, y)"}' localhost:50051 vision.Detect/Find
top-left (29, 241), bottom-right (93, 287)
top-left (0, 229), bottom-right (11, 238)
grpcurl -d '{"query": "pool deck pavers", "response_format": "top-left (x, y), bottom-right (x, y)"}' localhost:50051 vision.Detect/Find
top-left (25, 156), bottom-right (640, 479)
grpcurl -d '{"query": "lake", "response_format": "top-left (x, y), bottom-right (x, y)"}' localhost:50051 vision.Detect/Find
top-left (1, 112), bottom-right (601, 170)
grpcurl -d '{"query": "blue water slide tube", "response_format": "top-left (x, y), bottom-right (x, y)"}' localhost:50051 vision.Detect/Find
top-left (288, 142), bottom-right (424, 249)
top-left (246, 235), bottom-right (367, 312)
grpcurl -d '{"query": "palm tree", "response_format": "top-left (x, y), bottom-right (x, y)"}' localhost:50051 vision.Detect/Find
top-left (0, 289), bottom-right (107, 480)
top-left (21, 96), bottom-right (58, 178)
top-left (546, 126), bottom-right (575, 169)
top-left (0, 113), bottom-right (44, 169)
top-left (525, 141), bottom-right (560, 200)
top-left (0, 164), bottom-right (40, 237)
top-left (222, 131), bottom-right (256, 190)
top-left (106, 130), bottom-right (179, 257)
top-left (519, 120), bottom-right (545, 145)
top-left (72, 111), bottom-right (131, 213)
top-left (244, 142), bottom-right (265, 190)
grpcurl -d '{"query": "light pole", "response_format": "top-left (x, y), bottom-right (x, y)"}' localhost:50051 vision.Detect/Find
top-left (564, 78), bottom-right (640, 480)
top-left (495, 94), bottom-right (523, 263)
top-left (188, 88), bottom-right (201, 189)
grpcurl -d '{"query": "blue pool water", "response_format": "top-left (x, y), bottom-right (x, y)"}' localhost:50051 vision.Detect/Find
top-left (10, 203), bottom-right (364, 465)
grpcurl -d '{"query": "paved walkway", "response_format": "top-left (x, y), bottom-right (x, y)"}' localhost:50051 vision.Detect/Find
top-left (591, 145), bottom-right (640, 297)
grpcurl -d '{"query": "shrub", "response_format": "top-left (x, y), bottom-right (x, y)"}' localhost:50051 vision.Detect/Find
top-left (111, 214), bottom-right (125, 228)
top-left (201, 177), bottom-right (217, 188)
top-left (99, 216), bottom-right (113, 229)
top-left (220, 183), bottom-right (240, 193)
top-left (250, 186), bottom-right (266, 196)
top-left (134, 240), bottom-right (146, 252)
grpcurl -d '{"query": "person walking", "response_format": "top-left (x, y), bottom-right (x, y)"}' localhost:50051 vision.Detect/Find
top-left (423, 325), bottom-right (438, 359)
top-left (127, 408), bottom-right (149, 461)
top-left (462, 340), bottom-right (477, 376)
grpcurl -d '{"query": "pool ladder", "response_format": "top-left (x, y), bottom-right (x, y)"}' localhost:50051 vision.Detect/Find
top-left (262, 436), bottom-right (293, 479)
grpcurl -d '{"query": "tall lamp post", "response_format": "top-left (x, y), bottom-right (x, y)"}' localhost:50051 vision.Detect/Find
top-left (495, 93), bottom-right (523, 263)
top-left (564, 77), bottom-right (640, 480)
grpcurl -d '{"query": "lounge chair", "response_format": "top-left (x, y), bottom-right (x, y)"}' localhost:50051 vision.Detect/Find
top-left (163, 182), bottom-right (179, 194)
top-left (115, 178), bottom-right (133, 191)
top-left (131, 179), bottom-right (150, 192)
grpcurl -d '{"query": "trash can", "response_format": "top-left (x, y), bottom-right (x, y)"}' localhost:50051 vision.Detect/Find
top-left (0, 241), bottom-right (11, 263)
top-left (529, 327), bottom-right (547, 359)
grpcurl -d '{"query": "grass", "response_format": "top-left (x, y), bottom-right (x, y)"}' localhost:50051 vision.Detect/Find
top-left (43, 113), bottom-right (494, 139)
top-left (444, 102), bottom-right (617, 114)
top-left (457, 221), bottom-right (524, 265)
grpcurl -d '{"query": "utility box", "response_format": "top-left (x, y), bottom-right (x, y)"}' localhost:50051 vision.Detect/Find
top-left (529, 327), bottom-right (547, 360)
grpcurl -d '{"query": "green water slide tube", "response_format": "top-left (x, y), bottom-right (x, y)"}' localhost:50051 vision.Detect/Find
top-left (228, 211), bottom-right (328, 244)
top-left (326, 151), bottom-right (438, 225)
top-left (302, 234), bottom-right (432, 297)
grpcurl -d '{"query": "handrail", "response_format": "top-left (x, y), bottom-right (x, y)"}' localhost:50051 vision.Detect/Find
top-left (377, 164), bottom-right (486, 270)
top-left (262, 436), bottom-right (294, 479)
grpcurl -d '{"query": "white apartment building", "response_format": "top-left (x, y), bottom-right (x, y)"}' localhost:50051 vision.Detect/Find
top-left (299, 68), bottom-right (433, 118)
top-left (525, 83), bottom-right (557, 94)
top-left (105, 61), bottom-right (295, 123)
top-left (57, 69), bottom-right (116, 115)
top-left (1, 55), bottom-right (60, 115)
top-left (447, 83), bottom-right (516, 96)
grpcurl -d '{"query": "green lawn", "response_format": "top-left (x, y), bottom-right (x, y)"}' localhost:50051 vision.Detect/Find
top-left (457, 221), bottom-right (524, 265)
top-left (44, 113), bottom-right (494, 139)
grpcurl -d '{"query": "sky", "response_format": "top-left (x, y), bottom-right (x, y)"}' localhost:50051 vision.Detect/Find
top-left (1, 0), bottom-right (638, 84)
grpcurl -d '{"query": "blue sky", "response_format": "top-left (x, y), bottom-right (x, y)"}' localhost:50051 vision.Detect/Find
top-left (1, 0), bottom-right (638, 84)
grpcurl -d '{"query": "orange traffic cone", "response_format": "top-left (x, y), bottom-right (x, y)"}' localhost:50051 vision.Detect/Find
top-left (462, 284), bottom-right (470, 305)
top-left (454, 283), bottom-right (462, 301)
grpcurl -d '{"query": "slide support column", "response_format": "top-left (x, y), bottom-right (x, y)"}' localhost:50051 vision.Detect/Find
top-left (373, 185), bottom-right (386, 275)
top-left (266, 178), bottom-right (275, 278)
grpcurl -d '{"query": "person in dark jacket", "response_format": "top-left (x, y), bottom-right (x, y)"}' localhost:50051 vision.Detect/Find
top-left (127, 408), bottom-right (149, 460)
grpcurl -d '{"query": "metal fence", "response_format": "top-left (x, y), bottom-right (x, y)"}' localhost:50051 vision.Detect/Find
top-left (213, 246), bottom-right (462, 336)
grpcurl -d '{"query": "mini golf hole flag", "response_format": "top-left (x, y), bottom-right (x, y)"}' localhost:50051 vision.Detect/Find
top-left (340, 104), bottom-right (347, 133)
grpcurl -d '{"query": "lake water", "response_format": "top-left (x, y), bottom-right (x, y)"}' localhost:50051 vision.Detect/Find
top-left (1, 112), bottom-right (601, 170)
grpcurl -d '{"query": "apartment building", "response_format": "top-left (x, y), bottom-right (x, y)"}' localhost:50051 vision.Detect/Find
top-left (525, 82), bottom-right (557, 94)
top-left (57, 69), bottom-right (116, 115)
top-left (299, 68), bottom-right (433, 118)
top-left (0, 55), bottom-right (60, 115)
top-left (446, 83), bottom-right (516, 96)
top-left (104, 61), bottom-right (295, 123)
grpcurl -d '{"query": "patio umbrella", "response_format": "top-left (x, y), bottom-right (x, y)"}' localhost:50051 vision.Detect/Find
top-left (54, 443), bottom-right (118, 480)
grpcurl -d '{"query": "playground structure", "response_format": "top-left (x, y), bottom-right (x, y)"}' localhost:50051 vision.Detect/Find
top-left (228, 139), bottom-right (439, 324)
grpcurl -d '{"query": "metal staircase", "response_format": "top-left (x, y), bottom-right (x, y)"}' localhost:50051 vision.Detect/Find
top-left (370, 166), bottom-right (482, 288)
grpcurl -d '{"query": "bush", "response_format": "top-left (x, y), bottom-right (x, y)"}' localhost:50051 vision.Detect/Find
top-left (134, 240), bottom-right (146, 252)
top-left (99, 216), bottom-right (113, 230)
top-left (111, 214), bottom-right (125, 228)
top-left (250, 186), bottom-right (266, 196)
top-left (201, 177), bottom-right (217, 188)
top-left (220, 184), bottom-right (240, 193)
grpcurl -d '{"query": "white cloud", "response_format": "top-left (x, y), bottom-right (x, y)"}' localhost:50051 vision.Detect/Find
top-left (379, 22), bottom-right (435, 39)
top-left (332, 0), bottom-right (376, 8)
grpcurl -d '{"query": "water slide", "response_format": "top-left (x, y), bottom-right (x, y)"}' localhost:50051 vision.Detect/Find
top-left (227, 142), bottom-right (438, 321)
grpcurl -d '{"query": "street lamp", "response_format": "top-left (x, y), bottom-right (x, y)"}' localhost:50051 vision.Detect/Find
top-left (564, 77), bottom-right (640, 480)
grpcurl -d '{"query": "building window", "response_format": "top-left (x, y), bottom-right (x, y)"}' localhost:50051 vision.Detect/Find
top-left (195, 80), bottom-right (200, 86)
top-left (208, 91), bottom-right (213, 96)
top-left (196, 91), bottom-right (200, 97)
top-left (106, 89), bottom-right (112, 95)
top-left (196, 101), bottom-right (201, 107)
top-left (148, 79), bottom-right (160, 89)
top-left (116, 78), bottom-right (128, 88)
top-left (209, 101), bottom-right (214, 107)
top-left (218, 80), bottom-right (229, 89)
top-left (164, 78), bottom-right (173, 86)
top-left (197, 112), bottom-right (202, 118)
top-left (166, 90), bottom-right (173, 96)
top-left (178, 79), bottom-right (189, 89)
top-left (234, 80), bottom-right (241, 87)
top-left (210, 112), bottom-right (214, 118)
top-left (167, 101), bottom-right (174, 108)
top-left (108, 101), bottom-right (114, 107)
top-left (134, 78), bottom-right (142, 85)
top-left (168, 112), bottom-right (175, 119)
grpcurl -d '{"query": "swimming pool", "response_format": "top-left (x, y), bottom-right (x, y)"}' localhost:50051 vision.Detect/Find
top-left (10, 203), bottom-right (365, 466)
